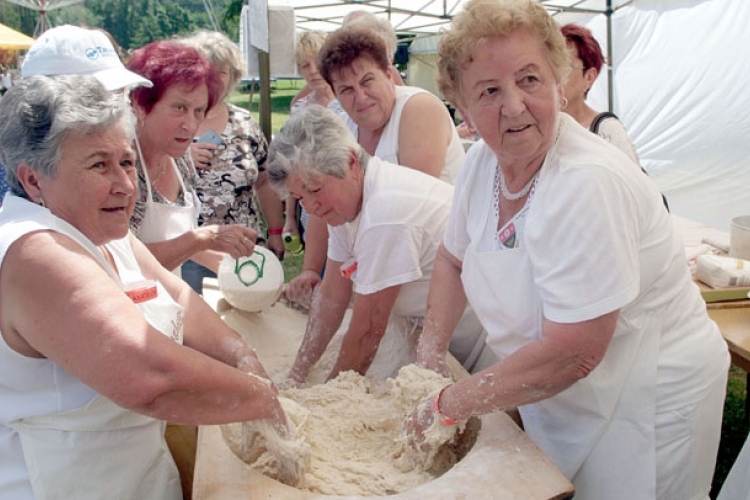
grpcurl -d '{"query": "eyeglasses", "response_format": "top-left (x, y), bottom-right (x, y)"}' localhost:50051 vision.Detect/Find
top-left (570, 64), bottom-right (586, 71)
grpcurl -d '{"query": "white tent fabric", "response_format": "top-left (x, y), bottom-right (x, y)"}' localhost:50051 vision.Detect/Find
top-left (268, 0), bottom-right (750, 230)
top-left (240, 3), bottom-right (297, 79)
top-left (406, 0), bottom-right (750, 231)
top-left (581, 0), bottom-right (750, 230)
top-left (282, 0), bottom-right (467, 34)
top-left (285, 0), bottom-right (634, 34)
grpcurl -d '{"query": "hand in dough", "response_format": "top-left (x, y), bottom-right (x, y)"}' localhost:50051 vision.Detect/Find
top-left (223, 397), bottom-right (312, 487)
top-left (402, 391), bottom-right (461, 469)
top-left (284, 270), bottom-right (321, 310)
top-left (402, 393), bottom-right (439, 453)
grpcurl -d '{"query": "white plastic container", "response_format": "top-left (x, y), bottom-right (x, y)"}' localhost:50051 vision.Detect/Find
top-left (730, 215), bottom-right (750, 260)
top-left (218, 247), bottom-right (284, 312)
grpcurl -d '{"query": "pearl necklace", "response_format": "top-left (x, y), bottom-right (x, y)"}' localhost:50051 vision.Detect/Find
top-left (498, 166), bottom-right (539, 201)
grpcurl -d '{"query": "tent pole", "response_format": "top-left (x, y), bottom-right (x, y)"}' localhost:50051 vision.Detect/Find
top-left (259, 49), bottom-right (272, 142)
top-left (606, 0), bottom-right (614, 112)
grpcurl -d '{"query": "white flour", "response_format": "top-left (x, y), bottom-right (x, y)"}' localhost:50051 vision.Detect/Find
top-left (218, 306), bottom-right (469, 495)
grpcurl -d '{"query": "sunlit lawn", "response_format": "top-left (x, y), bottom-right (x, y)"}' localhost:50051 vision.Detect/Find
top-left (228, 78), bottom-right (302, 134)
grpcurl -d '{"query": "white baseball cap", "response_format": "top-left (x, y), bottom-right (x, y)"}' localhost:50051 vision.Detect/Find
top-left (21, 25), bottom-right (152, 91)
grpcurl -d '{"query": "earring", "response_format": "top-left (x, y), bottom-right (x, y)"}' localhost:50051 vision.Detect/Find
top-left (38, 196), bottom-right (45, 207)
top-left (561, 97), bottom-right (569, 109)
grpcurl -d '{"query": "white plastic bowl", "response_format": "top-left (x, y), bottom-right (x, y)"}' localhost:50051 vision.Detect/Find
top-left (218, 247), bottom-right (284, 312)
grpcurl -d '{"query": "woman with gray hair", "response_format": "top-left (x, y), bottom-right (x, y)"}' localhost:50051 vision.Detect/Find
top-left (183, 30), bottom-right (285, 294)
top-left (0, 76), bottom-right (288, 499)
top-left (285, 24), bottom-right (464, 308)
top-left (269, 104), bottom-right (456, 384)
top-left (404, 0), bottom-right (728, 498)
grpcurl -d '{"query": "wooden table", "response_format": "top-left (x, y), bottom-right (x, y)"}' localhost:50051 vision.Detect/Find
top-left (706, 304), bottom-right (750, 420)
top-left (674, 215), bottom-right (750, 418)
top-left (191, 283), bottom-right (574, 500)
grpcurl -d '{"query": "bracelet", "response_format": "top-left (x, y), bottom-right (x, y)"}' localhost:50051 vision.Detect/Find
top-left (433, 385), bottom-right (457, 426)
top-left (268, 228), bottom-right (283, 235)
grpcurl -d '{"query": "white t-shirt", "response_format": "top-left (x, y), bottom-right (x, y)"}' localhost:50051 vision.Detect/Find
top-left (595, 115), bottom-right (640, 166)
top-left (445, 114), bottom-right (728, 409)
top-left (328, 157), bottom-right (453, 318)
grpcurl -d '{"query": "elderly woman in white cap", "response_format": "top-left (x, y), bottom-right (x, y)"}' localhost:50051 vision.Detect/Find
top-left (0, 25), bottom-right (152, 205)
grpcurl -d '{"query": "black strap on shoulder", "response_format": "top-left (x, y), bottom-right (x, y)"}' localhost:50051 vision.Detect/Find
top-left (589, 111), bottom-right (619, 134)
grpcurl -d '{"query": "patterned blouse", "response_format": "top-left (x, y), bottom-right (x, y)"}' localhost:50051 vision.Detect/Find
top-left (130, 151), bottom-right (198, 237)
top-left (195, 103), bottom-right (269, 240)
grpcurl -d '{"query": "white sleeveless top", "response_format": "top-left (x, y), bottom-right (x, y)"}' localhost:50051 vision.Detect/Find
top-left (373, 85), bottom-right (464, 185)
top-left (0, 194), bottom-right (183, 500)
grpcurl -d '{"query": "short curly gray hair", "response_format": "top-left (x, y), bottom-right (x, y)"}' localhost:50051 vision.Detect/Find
top-left (345, 11), bottom-right (398, 58)
top-left (437, 0), bottom-right (570, 108)
top-left (181, 30), bottom-right (245, 98)
top-left (267, 105), bottom-right (369, 197)
top-left (0, 75), bottom-right (135, 199)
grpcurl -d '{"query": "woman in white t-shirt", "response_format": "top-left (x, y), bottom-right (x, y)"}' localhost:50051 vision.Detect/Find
top-left (404, 2), bottom-right (728, 499)
top-left (268, 105), bottom-right (456, 384)
top-left (284, 26), bottom-right (465, 309)
top-left (561, 23), bottom-right (640, 164)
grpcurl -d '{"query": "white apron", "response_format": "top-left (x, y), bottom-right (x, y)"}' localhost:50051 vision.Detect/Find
top-left (136, 139), bottom-right (200, 276)
top-left (6, 218), bottom-right (183, 499)
top-left (461, 200), bottom-right (661, 499)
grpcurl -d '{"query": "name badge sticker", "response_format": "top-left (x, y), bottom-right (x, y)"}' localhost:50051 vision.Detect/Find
top-left (124, 280), bottom-right (158, 304)
top-left (340, 259), bottom-right (358, 280)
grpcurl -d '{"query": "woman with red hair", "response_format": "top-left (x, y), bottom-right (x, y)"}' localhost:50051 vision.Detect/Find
top-left (561, 23), bottom-right (640, 165)
top-left (127, 41), bottom-right (258, 276)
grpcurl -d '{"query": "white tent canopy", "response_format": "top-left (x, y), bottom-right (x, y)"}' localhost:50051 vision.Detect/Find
top-left (581, 0), bottom-right (750, 231)
top-left (284, 0), bottom-right (635, 34)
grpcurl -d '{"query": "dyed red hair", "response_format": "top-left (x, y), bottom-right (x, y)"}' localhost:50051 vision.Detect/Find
top-left (561, 24), bottom-right (605, 73)
top-left (127, 40), bottom-right (221, 114)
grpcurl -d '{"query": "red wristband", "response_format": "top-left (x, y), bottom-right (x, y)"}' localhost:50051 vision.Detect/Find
top-left (268, 228), bottom-right (283, 235)
top-left (433, 385), bottom-right (457, 426)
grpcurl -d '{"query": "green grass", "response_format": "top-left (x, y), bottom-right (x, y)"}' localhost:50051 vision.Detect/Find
top-left (712, 366), bottom-right (749, 497)
top-left (281, 251), bottom-right (304, 283)
top-left (228, 78), bottom-right (302, 134)
top-left (242, 79), bottom-right (748, 498)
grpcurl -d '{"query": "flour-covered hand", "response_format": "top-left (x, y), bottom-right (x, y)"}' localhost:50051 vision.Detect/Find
top-left (402, 393), bottom-right (438, 454)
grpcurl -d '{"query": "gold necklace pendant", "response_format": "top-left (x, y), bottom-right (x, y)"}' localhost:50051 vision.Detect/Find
top-left (150, 161), bottom-right (168, 185)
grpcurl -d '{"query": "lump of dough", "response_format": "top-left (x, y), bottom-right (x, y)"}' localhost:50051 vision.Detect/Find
top-left (221, 396), bottom-right (312, 487)
top-left (225, 364), bottom-right (478, 495)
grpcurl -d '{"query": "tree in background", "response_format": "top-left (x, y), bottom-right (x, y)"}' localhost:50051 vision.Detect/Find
top-left (0, 0), bottom-right (237, 50)
top-left (0, 0), bottom-right (39, 37)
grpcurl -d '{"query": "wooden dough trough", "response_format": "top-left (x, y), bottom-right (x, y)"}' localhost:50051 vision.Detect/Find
top-left (193, 283), bottom-right (574, 500)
